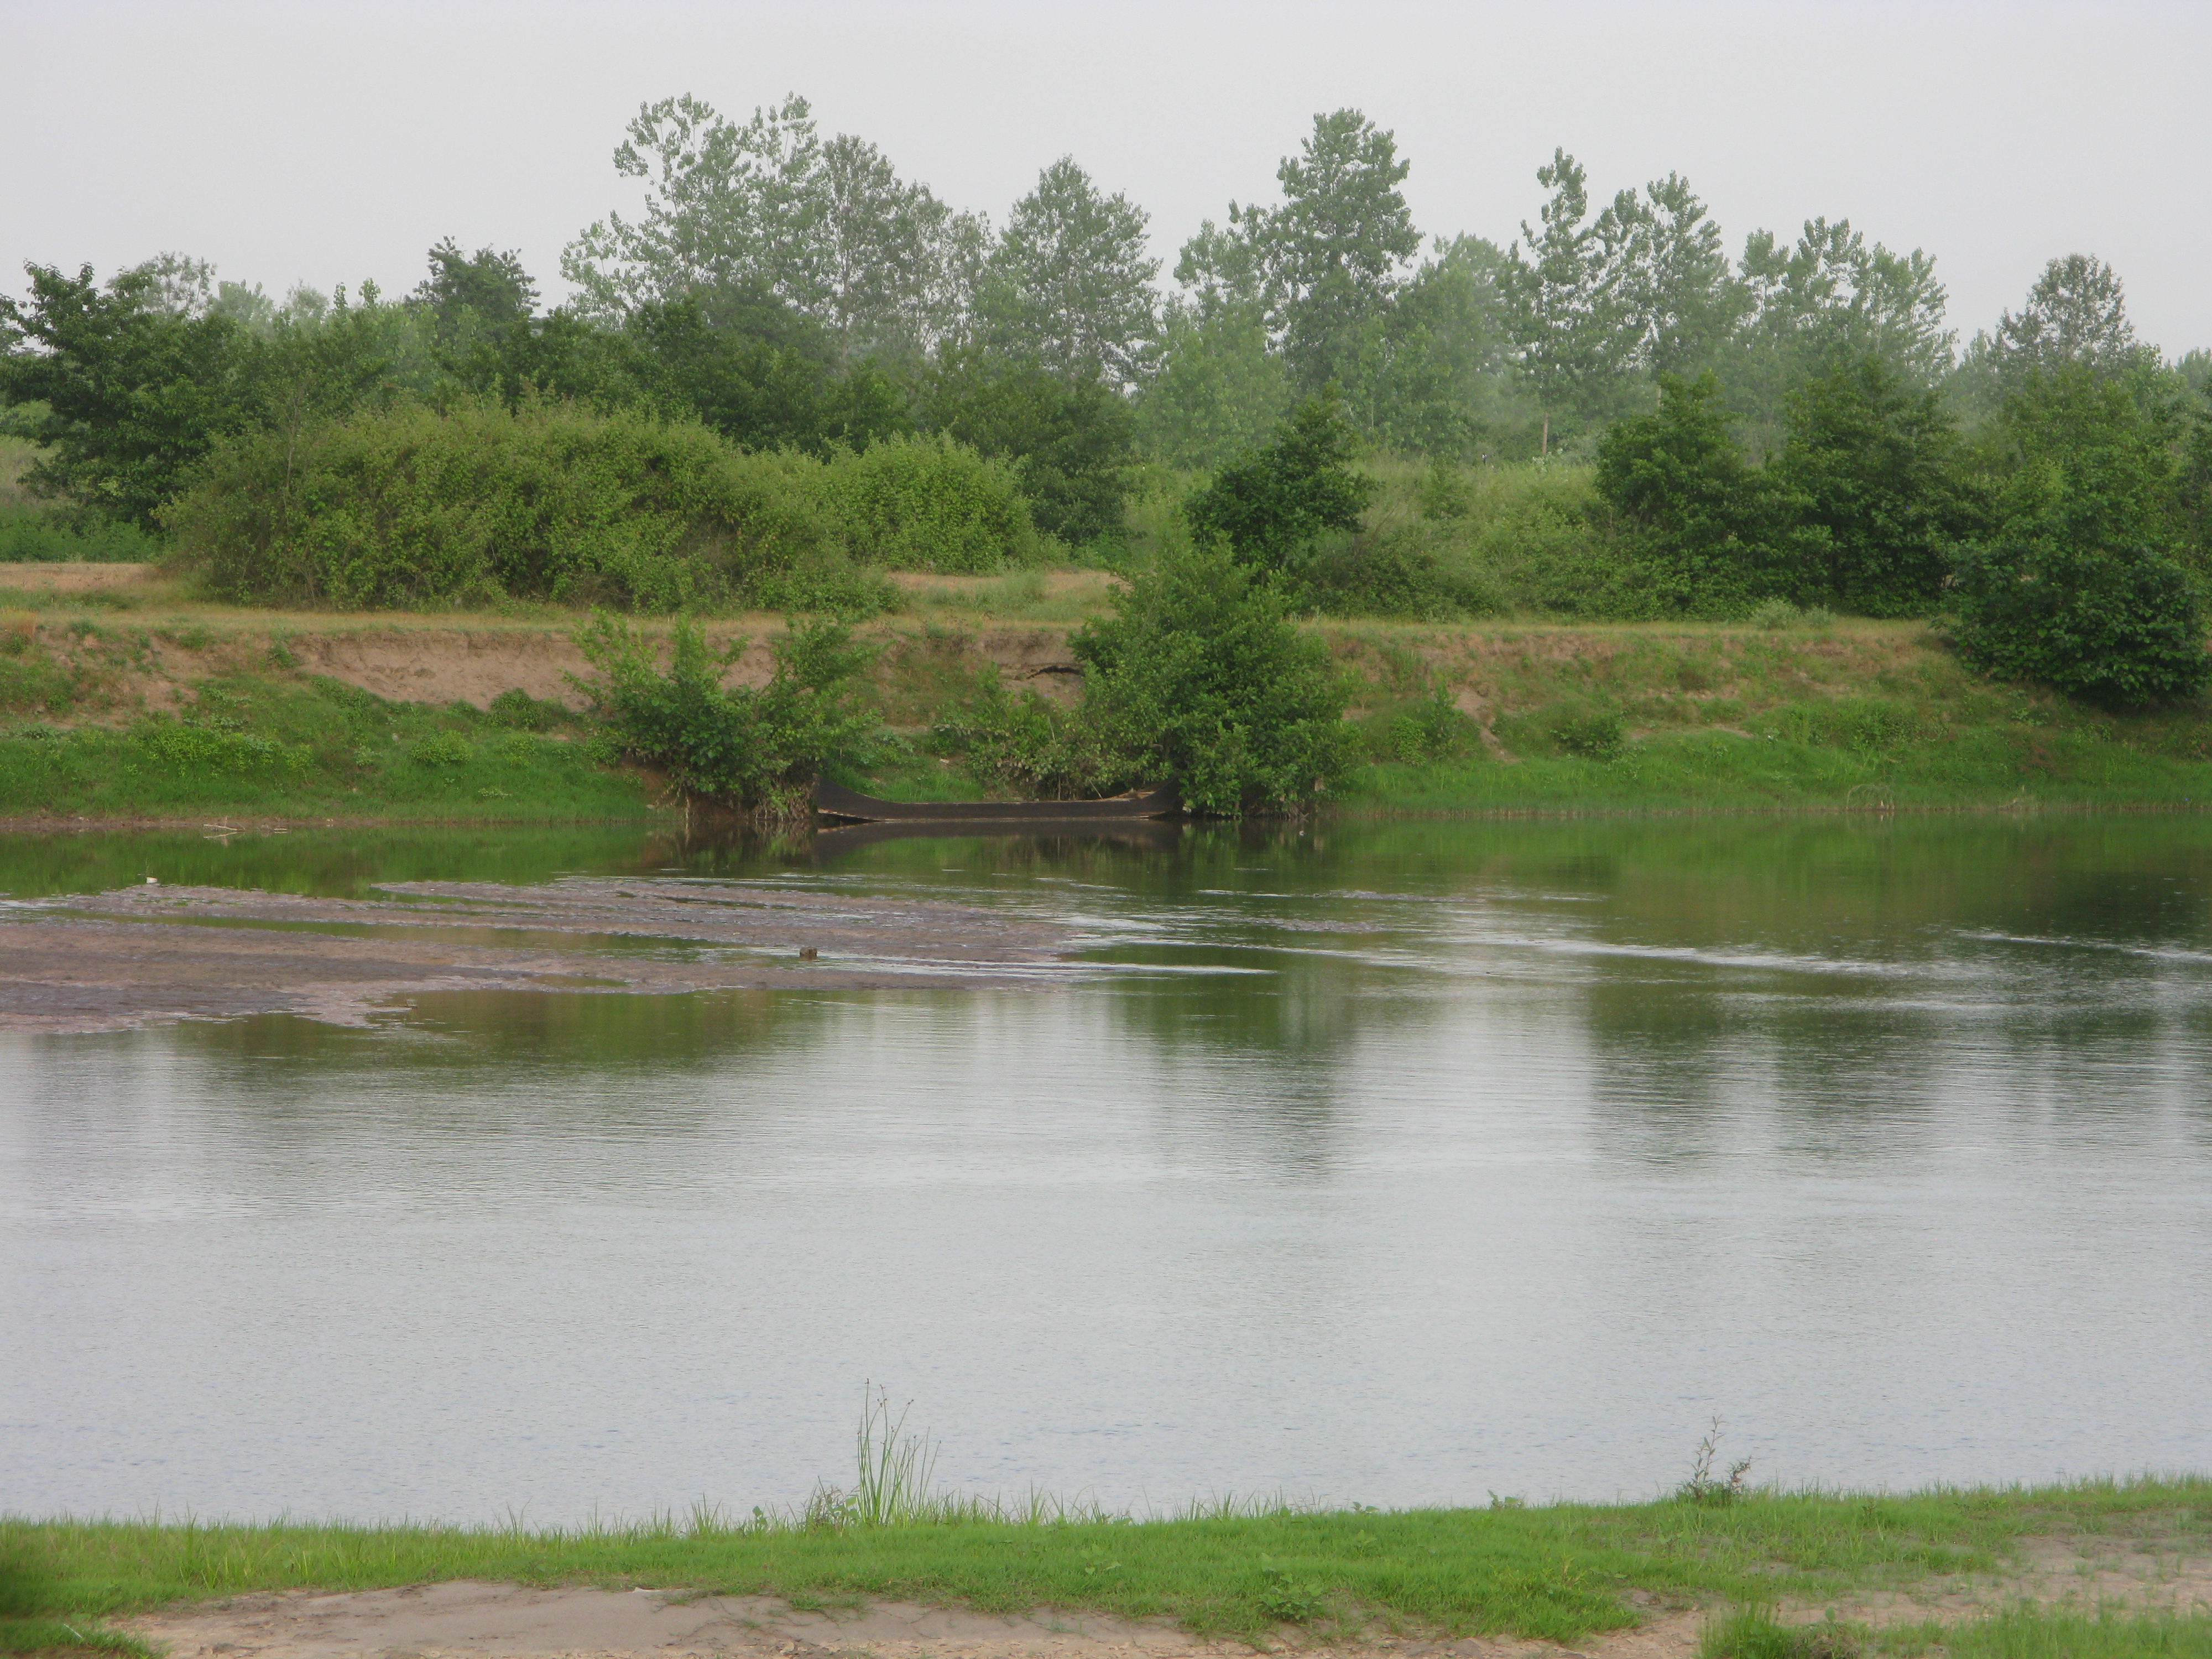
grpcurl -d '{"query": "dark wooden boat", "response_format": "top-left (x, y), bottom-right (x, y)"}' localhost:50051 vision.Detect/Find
top-left (813, 778), bottom-right (1178, 825)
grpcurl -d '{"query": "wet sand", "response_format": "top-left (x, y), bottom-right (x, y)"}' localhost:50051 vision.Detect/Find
top-left (0, 878), bottom-right (1082, 1033)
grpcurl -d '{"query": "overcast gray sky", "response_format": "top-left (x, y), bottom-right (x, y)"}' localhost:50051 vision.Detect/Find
top-left (6, 0), bottom-right (2208, 355)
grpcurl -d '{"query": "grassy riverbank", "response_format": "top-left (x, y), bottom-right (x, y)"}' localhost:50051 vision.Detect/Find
top-left (6, 1479), bottom-right (2212, 1657)
top-left (5, 563), bottom-right (2211, 823)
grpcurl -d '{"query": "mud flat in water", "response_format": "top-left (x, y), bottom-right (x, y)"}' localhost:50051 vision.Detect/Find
top-left (0, 877), bottom-right (1079, 1033)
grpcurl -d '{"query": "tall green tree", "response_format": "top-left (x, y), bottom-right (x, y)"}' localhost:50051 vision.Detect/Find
top-left (412, 239), bottom-right (539, 348)
top-left (1343, 234), bottom-right (1521, 457)
top-left (1505, 150), bottom-right (1635, 451)
top-left (1176, 109), bottom-right (1420, 396)
top-left (1772, 353), bottom-right (1980, 614)
top-left (0, 263), bottom-right (256, 528)
top-left (1724, 219), bottom-right (1953, 445)
top-left (1949, 364), bottom-right (2207, 707)
top-left (1990, 255), bottom-right (2151, 385)
top-left (1137, 300), bottom-right (1293, 469)
top-left (562, 93), bottom-right (964, 360)
top-left (1593, 371), bottom-right (1805, 615)
top-left (976, 157), bottom-right (1159, 386)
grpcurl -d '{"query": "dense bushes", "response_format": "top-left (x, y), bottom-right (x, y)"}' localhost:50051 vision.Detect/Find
top-left (826, 435), bottom-right (1037, 572)
top-left (932, 539), bottom-right (1358, 815)
top-left (1949, 367), bottom-right (2209, 707)
top-left (570, 613), bottom-right (881, 815)
top-left (161, 402), bottom-right (1042, 611)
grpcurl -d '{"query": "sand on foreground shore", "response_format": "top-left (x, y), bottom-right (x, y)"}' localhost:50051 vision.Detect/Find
top-left (116, 1536), bottom-right (2212, 1659)
top-left (119, 1580), bottom-right (1694, 1659)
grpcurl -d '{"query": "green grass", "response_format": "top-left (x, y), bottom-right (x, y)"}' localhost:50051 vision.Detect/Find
top-left (6, 1479), bottom-right (2211, 1653)
top-left (0, 670), bottom-right (653, 823)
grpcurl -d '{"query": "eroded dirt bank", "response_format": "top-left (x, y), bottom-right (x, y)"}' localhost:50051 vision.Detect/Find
top-left (0, 877), bottom-right (1081, 1033)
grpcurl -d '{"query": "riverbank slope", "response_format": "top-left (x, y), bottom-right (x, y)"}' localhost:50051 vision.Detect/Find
top-left (6, 562), bottom-right (2210, 823)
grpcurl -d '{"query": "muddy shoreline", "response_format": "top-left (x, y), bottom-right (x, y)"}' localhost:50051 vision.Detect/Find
top-left (0, 877), bottom-right (1082, 1033)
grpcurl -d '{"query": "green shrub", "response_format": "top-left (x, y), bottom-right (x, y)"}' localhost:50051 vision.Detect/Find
top-left (570, 613), bottom-right (880, 816)
top-left (1950, 534), bottom-right (2209, 707)
top-left (1770, 352), bottom-right (1980, 617)
top-left (1071, 539), bottom-right (1359, 815)
top-left (1300, 524), bottom-right (1503, 620)
top-left (405, 731), bottom-right (473, 768)
top-left (1377, 682), bottom-right (1477, 763)
top-left (1549, 708), bottom-right (1625, 761)
top-left (1949, 368), bottom-right (2210, 708)
top-left (1186, 392), bottom-right (1375, 577)
top-left (826, 435), bottom-right (1037, 572)
top-left (485, 688), bottom-right (575, 731)
top-left (928, 668), bottom-right (1138, 800)
top-left (917, 352), bottom-right (1136, 546)
top-left (0, 503), bottom-right (160, 563)
top-left (163, 401), bottom-right (892, 615)
top-left (1594, 373), bottom-right (1808, 618)
top-left (131, 718), bottom-right (303, 776)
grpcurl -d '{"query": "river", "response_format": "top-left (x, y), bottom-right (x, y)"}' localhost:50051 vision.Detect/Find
top-left (4, 815), bottom-right (2209, 1524)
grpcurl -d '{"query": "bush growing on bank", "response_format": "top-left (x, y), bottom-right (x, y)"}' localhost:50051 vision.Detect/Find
top-left (570, 613), bottom-right (883, 817)
top-left (161, 403), bottom-right (1044, 612)
top-left (825, 434), bottom-right (1039, 572)
top-left (932, 539), bottom-right (1360, 815)
top-left (1949, 366), bottom-right (2210, 707)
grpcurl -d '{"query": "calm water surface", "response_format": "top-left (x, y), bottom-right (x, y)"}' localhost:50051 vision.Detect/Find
top-left (5, 817), bottom-right (2211, 1522)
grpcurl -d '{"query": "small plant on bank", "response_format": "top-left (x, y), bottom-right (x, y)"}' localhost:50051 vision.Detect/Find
top-left (1380, 681), bottom-right (1476, 764)
top-left (1551, 708), bottom-right (1625, 761)
top-left (1698, 1605), bottom-right (1861, 1659)
top-left (1677, 1417), bottom-right (1754, 1506)
top-left (570, 612), bottom-right (880, 820)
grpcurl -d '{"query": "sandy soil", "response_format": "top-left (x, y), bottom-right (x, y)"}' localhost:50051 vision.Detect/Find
top-left (118, 1582), bottom-right (1661, 1659)
top-left (0, 877), bottom-right (1081, 1032)
top-left (114, 1535), bottom-right (2212, 1659)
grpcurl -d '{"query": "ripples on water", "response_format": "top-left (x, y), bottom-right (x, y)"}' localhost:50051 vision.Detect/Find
top-left (4, 817), bottom-right (2210, 1522)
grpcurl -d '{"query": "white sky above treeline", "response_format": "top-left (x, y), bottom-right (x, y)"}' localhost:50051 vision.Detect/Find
top-left (6, 0), bottom-right (2208, 357)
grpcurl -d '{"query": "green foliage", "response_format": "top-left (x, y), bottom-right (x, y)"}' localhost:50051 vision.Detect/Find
top-left (1695, 1607), bottom-right (1856, 1658)
top-left (1139, 305), bottom-right (1293, 471)
top-left (919, 352), bottom-right (1137, 547)
top-left (1594, 372), bottom-right (1803, 616)
top-left (0, 264), bottom-right (255, 529)
top-left (570, 613), bottom-right (880, 813)
top-left (827, 435), bottom-right (1037, 572)
top-left (1185, 392), bottom-right (1376, 577)
top-left (1772, 353), bottom-right (1981, 615)
top-left (163, 400), bottom-right (889, 614)
top-left (1548, 708), bottom-right (1625, 761)
top-left (973, 158), bottom-right (1160, 387)
top-left (1072, 539), bottom-right (1358, 814)
top-left (1949, 367), bottom-right (2209, 707)
top-left (928, 669), bottom-right (1136, 800)
top-left (1374, 681), bottom-right (1475, 763)
top-left (0, 503), bottom-right (160, 562)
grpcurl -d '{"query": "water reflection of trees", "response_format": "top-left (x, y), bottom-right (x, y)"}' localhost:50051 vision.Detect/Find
top-left (1562, 817), bottom-right (2212, 1172)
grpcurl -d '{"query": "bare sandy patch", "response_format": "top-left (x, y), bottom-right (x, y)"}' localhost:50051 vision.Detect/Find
top-left (118, 1582), bottom-right (1644, 1659)
top-left (0, 877), bottom-right (1082, 1033)
top-left (113, 1536), bottom-right (2212, 1659)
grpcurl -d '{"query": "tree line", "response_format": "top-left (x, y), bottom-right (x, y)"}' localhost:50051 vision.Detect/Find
top-left (3, 93), bottom-right (2210, 708)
